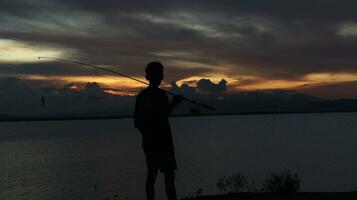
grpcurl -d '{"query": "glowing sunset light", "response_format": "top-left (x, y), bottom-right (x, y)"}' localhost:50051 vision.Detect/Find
top-left (239, 80), bottom-right (309, 91)
top-left (104, 89), bottom-right (137, 96)
top-left (0, 39), bottom-right (70, 63)
top-left (304, 73), bottom-right (357, 83)
top-left (22, 74), bottom-right (146, 89)
top-left (238, 72), bottom-right (357, 91)
top-left (69, 84), bottom-right (78, 90)
top-left (18, 71), bottom-right (357, 94)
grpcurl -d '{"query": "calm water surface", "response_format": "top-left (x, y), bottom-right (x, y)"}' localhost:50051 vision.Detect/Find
top-left (0, 113), bottom-right (357, 200)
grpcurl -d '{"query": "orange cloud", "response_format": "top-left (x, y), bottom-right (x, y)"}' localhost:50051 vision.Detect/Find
top-left (18, 70), bottom-right (357, 98)
top-left (22, 74), bottom-right (146, 89)
top-left (237, 72), bottom-right (357, 91)
top-left (104, 89), bottom-right (137, 96)
top-left (239, 80), bottom-right (308, 90)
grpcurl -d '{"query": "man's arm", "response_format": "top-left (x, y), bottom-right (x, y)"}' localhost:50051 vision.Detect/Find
top-left (134, 93), bottom-right (142, 129)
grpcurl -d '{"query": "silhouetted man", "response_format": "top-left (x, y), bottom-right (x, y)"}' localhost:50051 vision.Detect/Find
top-left (134, 62), bottom-right (182, 200)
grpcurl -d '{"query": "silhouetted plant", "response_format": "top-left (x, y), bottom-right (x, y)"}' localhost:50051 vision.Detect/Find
top-left (246, 180), bottom-right (259, 193)
top-left (216, 173), bottom-right (248, 193)
top-left (194, 187), bottom-right (203, 197)
top-left (182, 187), bottom-right (204, 199)
top-left (261, 171), bottom-right (300, 193)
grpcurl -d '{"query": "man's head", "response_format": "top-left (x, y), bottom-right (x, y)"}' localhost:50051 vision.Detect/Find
top-left (145, 61), bottom-right (164, 87)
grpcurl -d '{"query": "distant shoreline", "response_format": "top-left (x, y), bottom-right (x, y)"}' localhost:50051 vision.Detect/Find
top-left (182, 192), bottom-right (357, 200)
top-left (1, 110), bottom-right (357, 122)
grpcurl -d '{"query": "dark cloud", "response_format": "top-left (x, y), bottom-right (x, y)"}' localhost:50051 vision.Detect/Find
top-left (170, 78), bottom-right (227, 96)
top-left (2, 0), bottom-right (357, 92)
top-left (0, 77), bottom-right (37, 97)
top-left (0, 62), bottom-right (101, 76)
top-left (301, 81), bottom-right (357, 99)
top-left (50, 0), bottom-right (357, 23)
top-left (170, 81), bottom-right (196, 95)
top-left (197, 79), bottom-right (227, 93)
top-left (0, 77), bottom-right (136, 117)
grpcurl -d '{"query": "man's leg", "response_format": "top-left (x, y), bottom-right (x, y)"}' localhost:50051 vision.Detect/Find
top-left (164, 171), bottom-right (177, 200)
top-left (146, 162), bottom-right (158, 200)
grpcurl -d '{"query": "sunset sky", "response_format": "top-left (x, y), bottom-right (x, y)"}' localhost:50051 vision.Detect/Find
top-left (1, 0), bottom-right (357, 99)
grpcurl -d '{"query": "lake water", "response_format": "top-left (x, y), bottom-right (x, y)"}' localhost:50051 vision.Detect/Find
top-left (0, 113), bottom-right (357, 200)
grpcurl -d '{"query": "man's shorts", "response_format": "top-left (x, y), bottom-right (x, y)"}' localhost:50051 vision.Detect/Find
top-left (144, 149), bottom-right (177, 173)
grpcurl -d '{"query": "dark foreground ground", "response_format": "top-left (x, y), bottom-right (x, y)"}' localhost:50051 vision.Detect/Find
top-left (182, 192), bottom-right (357, 200)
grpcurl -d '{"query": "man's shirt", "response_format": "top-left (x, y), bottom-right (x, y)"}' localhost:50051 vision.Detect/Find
top-left (134, 87), bottom-right (174, 151)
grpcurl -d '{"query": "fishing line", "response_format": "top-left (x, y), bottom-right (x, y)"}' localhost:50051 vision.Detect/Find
top-left (38, 57), bottom-right (214, 110)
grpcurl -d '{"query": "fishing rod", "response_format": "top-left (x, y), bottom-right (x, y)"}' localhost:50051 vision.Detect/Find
top-left (38, 57), bottom-right (215, 110)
